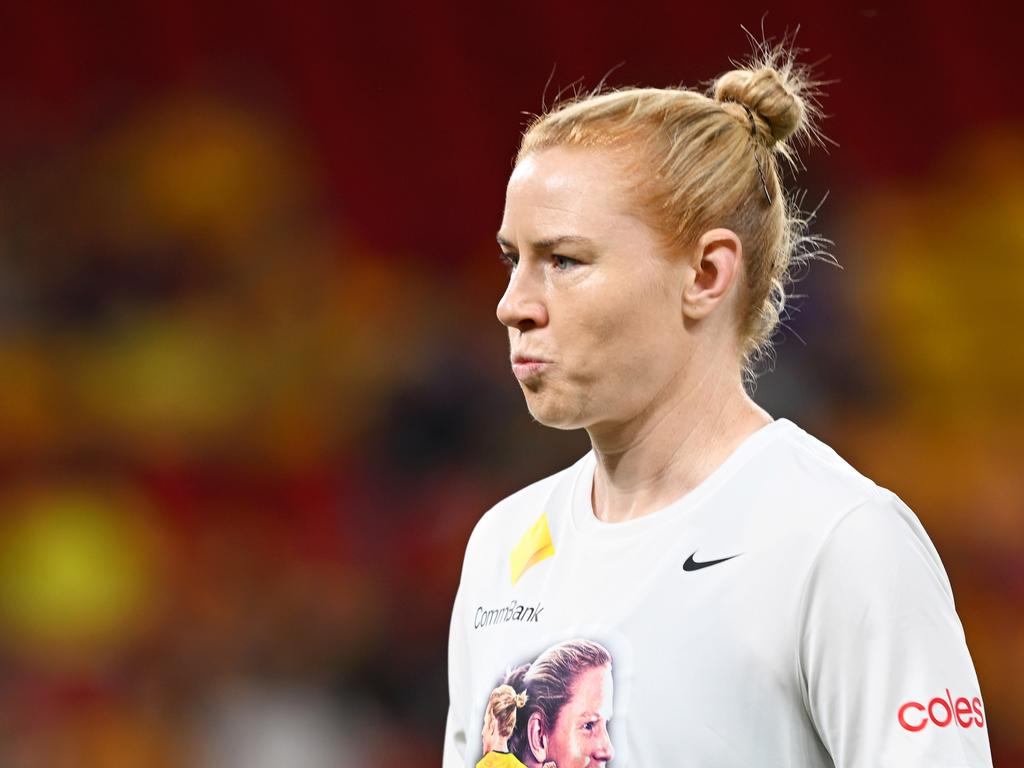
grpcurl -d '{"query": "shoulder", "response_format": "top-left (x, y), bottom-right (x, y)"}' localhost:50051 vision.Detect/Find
top-left (807, 488), bottom-right (954, 604)
top-left (729, 420), bottom-right (942, 567)
top-left (745, 418), bottom-right (903, 527)
top-left (771, 418), bottom-right (882, 501)
top-left (778, 421), bottom-right (937, 547)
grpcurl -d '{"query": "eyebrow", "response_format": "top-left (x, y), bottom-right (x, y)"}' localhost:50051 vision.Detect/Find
top-left (496, 234), bottom-right (596, 252)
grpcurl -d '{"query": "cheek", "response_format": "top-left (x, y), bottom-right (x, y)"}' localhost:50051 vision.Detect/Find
top-left (562, 285), bottom-right (644, 359)
top-left (588, 267), bottom-right (677, 342)
top-left (549, 269), bottom-right (681, 405)
top-left (575, 301), bottom-right (676, 384)
top-left (572, 734), bottom-right (585, 757)
top-left (564, 731), bottom-right (586, 763)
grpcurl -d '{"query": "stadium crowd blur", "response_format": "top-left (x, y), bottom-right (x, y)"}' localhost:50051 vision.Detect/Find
top-left (0, 3), bottom-right (1021, 766)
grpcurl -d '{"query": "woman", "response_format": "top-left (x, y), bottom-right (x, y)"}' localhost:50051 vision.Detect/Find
top-left (502, 639), bottom-right (614, 768)
top-left (477, 684), bottom-right (529, 767)
top-left (443, 44), bottom-right (993, 767)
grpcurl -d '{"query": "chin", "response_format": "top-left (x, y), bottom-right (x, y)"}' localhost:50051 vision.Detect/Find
top-left (524, 392), bottom-right (587, 430)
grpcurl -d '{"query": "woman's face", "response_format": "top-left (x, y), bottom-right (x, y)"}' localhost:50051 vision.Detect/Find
top-left (497, 145), bottom-right (692, 431)
top-left (539, 663), bottom-right (615, 767)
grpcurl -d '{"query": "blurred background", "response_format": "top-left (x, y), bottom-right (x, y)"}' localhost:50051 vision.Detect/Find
top-left (0, 1), bottom-right (1020, 765)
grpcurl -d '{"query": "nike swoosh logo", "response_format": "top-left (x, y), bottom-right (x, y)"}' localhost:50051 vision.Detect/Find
top-left (683, 552), bottom-right (742, 571)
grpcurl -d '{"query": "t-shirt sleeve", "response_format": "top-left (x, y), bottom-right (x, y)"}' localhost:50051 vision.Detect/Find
top-left (443, 526), bottom-right (479, 768)
top-left (797, 493), bottom-right (993, 767)
top-left (443, 580), bottom-right (470, 767)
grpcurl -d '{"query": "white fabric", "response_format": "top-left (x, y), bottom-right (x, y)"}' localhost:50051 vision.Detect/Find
top-left (443, 419), bottom-right (992, 767)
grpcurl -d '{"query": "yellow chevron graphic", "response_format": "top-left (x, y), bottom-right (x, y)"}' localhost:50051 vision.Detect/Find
top-left (510, 512), bottom-right (555, 585)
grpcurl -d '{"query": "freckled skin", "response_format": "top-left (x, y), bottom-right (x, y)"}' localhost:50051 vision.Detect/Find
top-left (497, 146), bottom-right (692, 433)
top-left (541, 664), bottom-right (615, 767)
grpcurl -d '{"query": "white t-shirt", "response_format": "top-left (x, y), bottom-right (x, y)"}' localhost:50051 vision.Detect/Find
top-left (443, 419), bottom-right (992, 767)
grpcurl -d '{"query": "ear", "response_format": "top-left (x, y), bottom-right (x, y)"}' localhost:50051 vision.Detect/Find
top-left (682, 228), bottom-right (743, 321)
top-left (527, 711), bottom-right (548, 761)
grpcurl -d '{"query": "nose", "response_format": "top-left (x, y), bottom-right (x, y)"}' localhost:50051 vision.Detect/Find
top-left (593, 728), bottom-right (614, 762)
top-left (496, 262), bottom-right (548, 331)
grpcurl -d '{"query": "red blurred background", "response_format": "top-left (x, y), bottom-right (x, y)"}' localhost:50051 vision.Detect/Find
top-left (0, 2), bottom-right (1021, 766)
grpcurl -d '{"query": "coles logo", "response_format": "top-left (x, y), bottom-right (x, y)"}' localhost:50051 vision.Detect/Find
top-left (898, 689), bottom-right (985, 732)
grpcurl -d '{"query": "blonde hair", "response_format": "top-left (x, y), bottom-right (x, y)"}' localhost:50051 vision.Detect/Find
top-left (485, 684), bottom-right (529, 740)
top-left (516, 39), bottom-right (830, 376)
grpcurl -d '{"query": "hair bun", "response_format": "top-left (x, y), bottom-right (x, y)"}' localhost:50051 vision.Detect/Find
top-left (713, 66), bottom-right (806, 146)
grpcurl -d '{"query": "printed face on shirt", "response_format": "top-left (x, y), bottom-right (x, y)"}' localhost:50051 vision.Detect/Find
top-left (496, 145), bottom-right (702, 431)
top-left (539, 663), bottom-right (615, 767)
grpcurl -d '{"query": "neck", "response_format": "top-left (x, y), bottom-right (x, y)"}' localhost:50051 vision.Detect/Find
top-left (586, 360), bottom-right (771, 523)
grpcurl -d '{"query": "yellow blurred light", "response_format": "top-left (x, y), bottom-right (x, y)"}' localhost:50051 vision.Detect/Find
top-left (0, 488), bottom-right (161, 659)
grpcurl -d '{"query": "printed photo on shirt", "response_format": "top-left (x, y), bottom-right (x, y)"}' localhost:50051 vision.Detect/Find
top-left (477, 638), bottom-right (615, 768)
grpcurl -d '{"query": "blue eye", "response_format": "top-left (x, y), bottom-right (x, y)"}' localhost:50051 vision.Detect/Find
top-left (553, 254), bottom-right (578, 270)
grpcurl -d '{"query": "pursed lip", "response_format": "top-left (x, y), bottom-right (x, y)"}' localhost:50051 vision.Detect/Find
top-left (510, 355), bottom-right (551, 381)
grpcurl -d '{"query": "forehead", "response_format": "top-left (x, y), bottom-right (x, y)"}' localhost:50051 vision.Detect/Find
top-left (564, 664), bottom-right (613, 713)
top-left (502, 146), bottom-right (642, 237)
